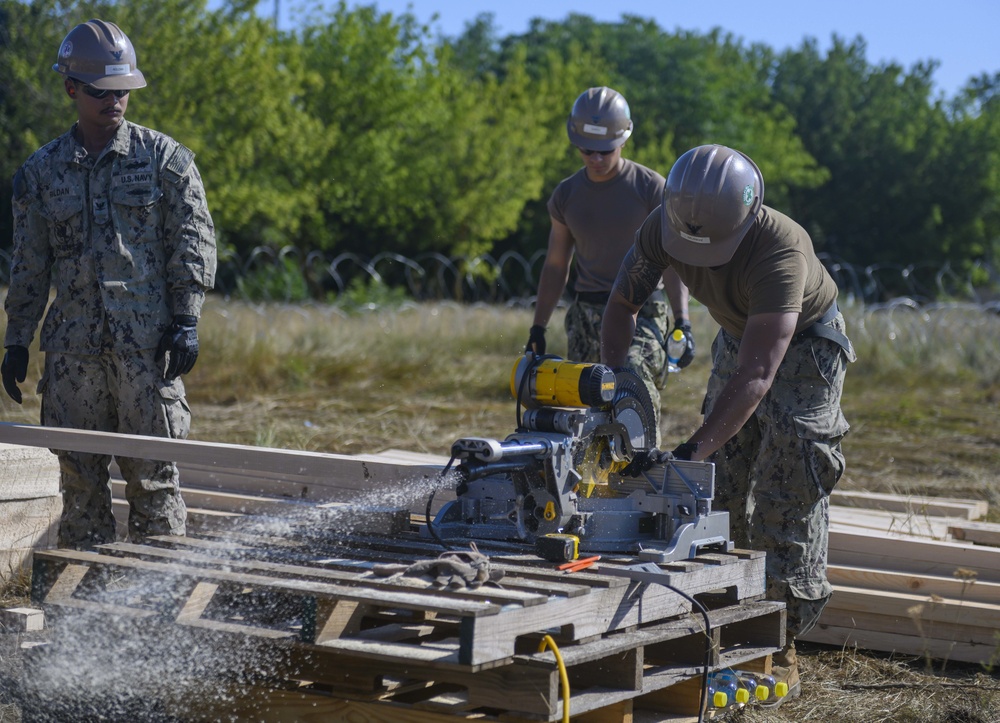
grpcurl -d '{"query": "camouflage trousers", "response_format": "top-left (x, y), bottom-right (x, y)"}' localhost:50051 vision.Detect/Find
top-left (564, 296), bottom-right (669, 446)
top-left (40, 348), bottom-right (192, 549)
top-left (703, 312), bottom-right (852, 638)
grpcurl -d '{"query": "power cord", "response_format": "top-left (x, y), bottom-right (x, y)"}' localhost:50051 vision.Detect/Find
top-left (538, 634), bottom-right (571, 723)
top-left (425, 456), bottom-right (458, 551)
top-left (644, 579), bottom-right (713, 723)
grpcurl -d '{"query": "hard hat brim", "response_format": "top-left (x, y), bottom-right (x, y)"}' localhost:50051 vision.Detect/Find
top-left (54, 64), bottom-right (147, 90)
top-left (660, 200), bottom-right (761, 268)
top-left (88, 69), bottom-right (146, 90)
top-left (566, 119), bottom-right (632, 152)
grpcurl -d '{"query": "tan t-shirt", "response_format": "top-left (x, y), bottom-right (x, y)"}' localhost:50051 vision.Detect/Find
top-left (634, 205), bottom-right (838, 338)
top-left (548, 159), bottom-right (664, 294)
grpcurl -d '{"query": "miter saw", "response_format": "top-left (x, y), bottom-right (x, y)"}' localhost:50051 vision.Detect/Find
top-left (422, 353), bottom-right (733, 563)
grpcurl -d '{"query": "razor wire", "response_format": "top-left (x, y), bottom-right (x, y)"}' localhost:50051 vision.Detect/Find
top-left (0, 243), bottom-right (996, 312)
top-left (211, 246), bottom-right (998, 308)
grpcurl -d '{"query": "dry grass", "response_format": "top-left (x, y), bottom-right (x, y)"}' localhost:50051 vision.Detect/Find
top-left (2, 295), bottom-right (1000, 721)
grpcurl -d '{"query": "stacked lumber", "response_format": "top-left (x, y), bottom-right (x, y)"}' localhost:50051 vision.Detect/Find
top-left (0, 442), bottom-right (60, 576)
top-left (3, 421), bottom-right (996, 667)
top-left (802, 489), bottom-right (1000, 665)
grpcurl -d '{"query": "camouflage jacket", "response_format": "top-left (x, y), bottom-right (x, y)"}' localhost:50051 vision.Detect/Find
top-left (5, 120), bottom-right (217, 353)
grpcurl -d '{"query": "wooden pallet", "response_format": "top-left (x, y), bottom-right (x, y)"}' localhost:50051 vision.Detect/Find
top-left (26, 528), bottom-right (784, 721)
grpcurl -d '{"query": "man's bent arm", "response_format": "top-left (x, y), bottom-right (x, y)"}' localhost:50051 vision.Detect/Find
top-left (601, 246), bottom-right (664, 366)
top-left (685, 311), bottom-right (798, 460)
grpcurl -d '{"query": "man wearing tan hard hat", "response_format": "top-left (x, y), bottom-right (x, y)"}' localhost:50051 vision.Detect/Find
top-left (2, 20), bottom-right (217, 549)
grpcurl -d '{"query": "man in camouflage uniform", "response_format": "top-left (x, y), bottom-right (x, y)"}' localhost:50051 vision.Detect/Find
top-left (1, 20), bottom-right (217, 549)
top-left (525, 87), bottom-right (695, 444)
top-left (601, 145), bottom-right (855, 704)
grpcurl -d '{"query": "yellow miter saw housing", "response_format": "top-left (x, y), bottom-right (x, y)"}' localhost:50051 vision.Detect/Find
top-left (425, 353), bottom-right (732, 563)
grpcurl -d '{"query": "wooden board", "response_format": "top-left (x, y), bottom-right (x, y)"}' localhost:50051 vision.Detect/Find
top-left (827, 565), bottom-right (1000, 606)
top-left (829, 506), bottom-right (956, 540)
top-left (800, 624), bottom-right (997, 666)
top-left (30, 532), bottom-right (770, 669)
top-left (24, 524), bottom-right (783, 722)
top-left (829, 527), bottom-right (1000, 583)
top-left (0, 442), bottom-right (59, 500)
top-left (947, 520), bottom-right (1000, 547)
top-left (0, 422), bottom-right (445, 496)
top-left (830, 490), bottom-right (988, 520)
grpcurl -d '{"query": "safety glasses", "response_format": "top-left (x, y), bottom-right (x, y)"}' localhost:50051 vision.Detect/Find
top-left (577, 147), bottom-right (609, 156)
top-left (73, 81), bottom-right (130, 100)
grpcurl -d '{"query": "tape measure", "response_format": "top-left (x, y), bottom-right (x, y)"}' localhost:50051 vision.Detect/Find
top-left (535, 533), bottom-right (580, 563)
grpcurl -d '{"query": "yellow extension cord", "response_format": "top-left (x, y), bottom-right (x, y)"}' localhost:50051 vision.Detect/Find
top-left (538, 634), bottom-right (570, 723)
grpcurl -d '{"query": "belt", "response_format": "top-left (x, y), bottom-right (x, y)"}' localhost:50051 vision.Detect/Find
top-left (574, 288), bottom-right (665, 306)
top-left (797, 301), bottom-right (853, 355)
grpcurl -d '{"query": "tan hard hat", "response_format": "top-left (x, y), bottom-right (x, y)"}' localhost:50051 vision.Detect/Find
top-left (53, 19), bottom-right (146, 90)
top-left (566, 87), bottom-right (633, 152)
top-left (660, 145), bottom-right (764, 267)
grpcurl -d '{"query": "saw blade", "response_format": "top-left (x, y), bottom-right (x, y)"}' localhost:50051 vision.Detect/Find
top-left (610, 367), bottom-right (656, 452)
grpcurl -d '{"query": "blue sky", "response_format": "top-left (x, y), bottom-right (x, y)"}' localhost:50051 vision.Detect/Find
top-left (263, 0), bottom-right (996, 99)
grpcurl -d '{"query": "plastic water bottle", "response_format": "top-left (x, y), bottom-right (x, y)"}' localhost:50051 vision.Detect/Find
top-left (736, 672), bottom-right (770, 703)
top-left (712, 671), bottom-right (749, 706)
top-left (658, 328), bottom-right (687, 386)
top-left (735, 670), bottom-right (789, 703)
top-left (706, 671), bottom-right (748, 713)
top-left (706, 679), bottom-right (729, 709)
top-left (666, 328), bottom-right (687, 372)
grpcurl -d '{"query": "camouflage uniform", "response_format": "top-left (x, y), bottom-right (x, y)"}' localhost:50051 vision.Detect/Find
top-left (564, 295), bottom-right (668, 444)
top-left (703, 312), bottom-right (852, 637)
top-left (5, 120), bottom-right (216, 548)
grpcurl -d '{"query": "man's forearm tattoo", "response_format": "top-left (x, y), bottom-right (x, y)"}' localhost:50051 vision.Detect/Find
top-left (613, 247), bottom-right (664, 307)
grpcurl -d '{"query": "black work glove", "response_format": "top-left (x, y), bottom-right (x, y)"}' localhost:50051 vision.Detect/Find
top-left (525, 324), bottom-right (546, 355)
top-left (620, 448), bottom-right (675, 477)
top-left (668, 318), bottom-right (696, 369)
top-left (620, 443), bottom-right (700, 477)
top-left (1, 345), bottom-right (29, 404)
top-left (670, 442), bottom-right (699, 461)
top-left (156, 315), bottom-right (199, 380)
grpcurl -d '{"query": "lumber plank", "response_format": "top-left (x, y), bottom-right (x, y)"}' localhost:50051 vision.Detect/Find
top-left (828, 506), bottom-right (955, 540)
top-left (800, 623), bottom-right (998, 665)
top-left (823, 585), bottom-right (1000, 630)
top-left (0, 422), bottom-right (445, 491)
top-left (811, 608), bottom-right (999, 651)
top-left (830, 490), bottom-right (988, 520)
top-left (31, 549), bottom-right (504, 617)
top-left (98, 541), bottom-right (549, 608)
top-left (829, 527), bottom-right (1000, 582)
top-left (827, 565), bottom-right (1000, 605)
top-left (947, 520), bottom-right (1000, 547)
top-left (0, 442), bottom-right (59, 500)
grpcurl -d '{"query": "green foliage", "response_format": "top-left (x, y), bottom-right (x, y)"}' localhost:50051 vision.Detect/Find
top-left (771, 36), bottom-right (994, 267)
top-left (235, 254), bottom-right (311, 302)
top-left (0, 2), bottom-right (997, 289)
top-left (335, 275), bottom-right (410, 311)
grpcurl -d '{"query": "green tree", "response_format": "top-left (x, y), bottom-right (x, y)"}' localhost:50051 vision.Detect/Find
top-left (772, 36), bottom-right (967, 268)
top-left (116, 0), bottom-right (327, 256)
top-left (0, 0), bottom-right (81, 253)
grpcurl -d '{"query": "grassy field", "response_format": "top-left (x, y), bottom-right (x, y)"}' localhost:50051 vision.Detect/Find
top-left (2, 295), bottom-right (999, 721)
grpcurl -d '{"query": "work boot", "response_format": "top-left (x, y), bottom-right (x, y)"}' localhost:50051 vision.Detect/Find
top-left (761, 641), bottom-right (801, 708)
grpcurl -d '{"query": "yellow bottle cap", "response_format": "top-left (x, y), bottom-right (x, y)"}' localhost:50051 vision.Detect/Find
top-left (755, 685), bottom-right (770, 700)
top-left (712, 691), bottom-right (728, 707)
top-left (671, 328), bottom-right (684, 341)
top-left (775, 681), bottom-right (789, 697)
top-left (735, 688), bottom-right (750, 704)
